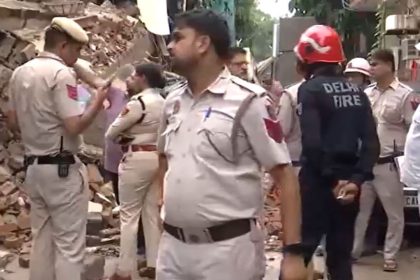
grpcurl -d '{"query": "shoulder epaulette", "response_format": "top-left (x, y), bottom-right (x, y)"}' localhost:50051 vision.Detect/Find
top-left (398, 82), bottom-right (413, 91)
top-left (231, 76), bottom-right (266, 96)
top-left (164, 80), bottom-right (187, 93)
top-left (285, 80), bottom-right (303, 90)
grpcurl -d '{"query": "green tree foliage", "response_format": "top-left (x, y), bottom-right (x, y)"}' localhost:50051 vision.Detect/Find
top-left (199, 0), bottom-right (275, 59)
top-left (292, 0), bottom-right (378, 58)
top-left (234, 0), bottom-right (275, 59)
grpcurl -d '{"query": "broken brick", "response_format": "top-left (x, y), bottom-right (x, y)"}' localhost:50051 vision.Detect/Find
top-left (0, 181), bottom-right (17, 196)
top-left (4, 235), bottom-right (24, 249)
top-left (87, 212), bottom-right (102, 236)
top-left (0, 166), bottom-right (11, 184)
top-left (100, 234), bottom-right (120, 245)
top-left (87, 164), bottom-right (103, 184)
top-left (0, 65), bottom-right (12, 92)
top-left (82, 254), bottom-right (105, 280)
top-left (19, 253), bottom-right (30, 268)
top-left (86, 235), bottom-right (101, 247)
top-left (3, 213), bottom-right (17, 225)
top-left (99, 228), bottom-right (120, 238)
top-left (0, 33), bottom-right (16, 59)
top-left (17, 211), bottom-right (30, 230)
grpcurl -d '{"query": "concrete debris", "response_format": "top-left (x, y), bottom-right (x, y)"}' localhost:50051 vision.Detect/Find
top-left (262, 173), bottom-right (283, 252)
top-left (18, 253), bottom-right (30, 268)
top-left (89, 245), bottom-right (119, 258)
top-left (82, 254), bottom-right (105, 280)
top-left (4, 235), bottom-right (24, 249)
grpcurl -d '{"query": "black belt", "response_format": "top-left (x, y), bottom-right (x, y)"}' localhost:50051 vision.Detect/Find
top-left (377, 155), bottom-right (397, 165)
top-left (163, 219), bottom-right (253, 243)
top-left (292, 161), bottom-right (301, 167)
top-left (25, 155), bottom-right (76, 165)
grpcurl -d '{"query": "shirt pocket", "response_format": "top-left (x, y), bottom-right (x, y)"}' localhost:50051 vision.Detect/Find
top-left (162, 119), bottom-right (181, 155)
top-left (380, 101), bottom-right (402, 124)
top-left (195, 110), bottom-right (250, 163)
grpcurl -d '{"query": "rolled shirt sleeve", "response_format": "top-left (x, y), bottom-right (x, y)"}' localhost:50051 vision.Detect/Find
top-left (402, 91), bottom-right (416, 127)
top-left (241, 95), bottom-right (291, 171)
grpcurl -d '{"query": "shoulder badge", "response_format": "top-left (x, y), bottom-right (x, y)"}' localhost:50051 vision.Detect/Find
top-left (66, 85), bottom-right (78, 100)
top-left (120, 106), bottom-right (130, 116)
top-left (263, 118), bottom-right (284, 143)
top-left (410, 95), bottom-right (420, 110)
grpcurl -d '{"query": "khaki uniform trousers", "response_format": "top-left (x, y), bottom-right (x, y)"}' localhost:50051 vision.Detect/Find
top-left (117, 151), bottom-right (161, 275)
top-left (156, 222), bottom-right (265, 280)
top-left (353, 163), bottom-right (404, 260)
top-left (24, 159), bottom-right (89, 280)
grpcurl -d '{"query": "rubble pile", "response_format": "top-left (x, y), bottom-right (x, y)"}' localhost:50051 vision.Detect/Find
top-left (80, 3), bottom-right (150, 76)
top-left (85, 164), bottom-right (121, 248)
top-left (262, 173), bottom-right (283, 252)
top-left (0, 1), bottom-right (152, 101)
top-left (0, 139), bottom-right (120, 268)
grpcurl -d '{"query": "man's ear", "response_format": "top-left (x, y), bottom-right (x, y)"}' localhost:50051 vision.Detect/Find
top-left (196, 35), bottom-right (211, 55)
top-left (56, 40), bottom-right (68, 52)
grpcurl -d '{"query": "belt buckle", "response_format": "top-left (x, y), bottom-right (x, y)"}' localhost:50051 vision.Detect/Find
top-left (181, 227), bottom-right (213, 244)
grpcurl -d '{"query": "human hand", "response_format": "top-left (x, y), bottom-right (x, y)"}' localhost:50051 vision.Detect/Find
top-left (280, 254), bottom-right (307, 280)
top-left (271, 81), bottom-right (284, 98)
top-left (94, 86), bottom-right (110, 103)
top-left (333, 180), bottom-right (349, 198)
top-left (337, 183), bottom-right (359, 205)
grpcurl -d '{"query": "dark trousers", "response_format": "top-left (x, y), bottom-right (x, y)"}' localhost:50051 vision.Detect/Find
top-left (104, 170), bottom-right (145, 249)
top-left (299, 167), bottom-right (359, 280)
top-left (104, 171), bottom-right (120, 204)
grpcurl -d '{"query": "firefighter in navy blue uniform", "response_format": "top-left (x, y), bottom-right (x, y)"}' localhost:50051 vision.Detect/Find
top-left (294, 25), bottom-right (380, 280)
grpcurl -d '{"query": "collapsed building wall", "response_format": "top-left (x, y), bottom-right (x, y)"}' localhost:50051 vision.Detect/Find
top-left (0, 1), bottom-right (156, 258)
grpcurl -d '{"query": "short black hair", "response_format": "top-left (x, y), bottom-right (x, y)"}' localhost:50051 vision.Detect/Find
top-left (175, 9), bottom-right (231, 59)
top-left (228, 47), bottom-right (246, 60)
top-left (371, 49), bottom-right (395, 72)
top-left (44, 27), bottom-right (75, 50)
top-left (135, 63), bottom-right (166, 89)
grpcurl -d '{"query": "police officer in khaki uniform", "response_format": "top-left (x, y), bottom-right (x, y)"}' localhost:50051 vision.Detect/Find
top-left (156, 9), bottom-right (306, 280)
top-left (278, 79), bottom-right (304, 170)
top-left (6, 18), bottom-right (108, 280)
top-left (106, 63), bottom-right (165, 280)
top-left (353, 49), bottom-right (415, 272)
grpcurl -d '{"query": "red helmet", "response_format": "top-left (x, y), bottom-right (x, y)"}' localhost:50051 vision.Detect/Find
top-left (294, 25), bottom-right (345, 64)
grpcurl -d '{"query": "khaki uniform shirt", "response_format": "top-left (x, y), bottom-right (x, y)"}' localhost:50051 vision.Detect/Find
top-left (365, 79), bottom-right (415, 157)
top-left (157, 69), bottom-right (291, 228)
top-left (106, 88), bottom-right (164, 145)
top-left (7, 52), bottom-right (83, 156)
top-left (278, 81), bottom-right (303, 162)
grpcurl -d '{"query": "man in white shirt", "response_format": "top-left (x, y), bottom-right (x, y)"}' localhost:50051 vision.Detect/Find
top-left (401, 103), bottom-right (420, 214)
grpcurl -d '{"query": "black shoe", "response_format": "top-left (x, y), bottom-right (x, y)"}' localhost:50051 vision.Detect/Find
top-left (139, 267), bottom-right (156, 279)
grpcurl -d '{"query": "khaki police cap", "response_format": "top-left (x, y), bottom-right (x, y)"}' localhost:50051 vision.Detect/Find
top-left (50, 17), bottom-right (89, 44)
